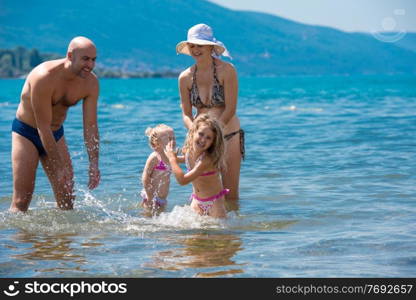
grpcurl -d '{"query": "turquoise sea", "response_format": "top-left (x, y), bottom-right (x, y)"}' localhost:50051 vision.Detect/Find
top-left (0, 75), bottom-right (415, 277)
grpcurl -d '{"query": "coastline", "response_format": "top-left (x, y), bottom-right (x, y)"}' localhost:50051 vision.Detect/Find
top-left (0, 46), bottom-right (180, 79)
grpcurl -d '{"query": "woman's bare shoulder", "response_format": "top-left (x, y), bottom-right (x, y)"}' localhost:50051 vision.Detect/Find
top-left (216, 59), bottom-right (236, 75)
top-left (215, 58), bottom-right (234, 68)
top-left (178, 66), bottom-right (193, 80)
top-left (178, 67), bottom-right (194, 89)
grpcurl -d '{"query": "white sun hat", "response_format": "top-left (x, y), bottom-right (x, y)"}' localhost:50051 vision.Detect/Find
top-left (176, 24), bottom-right (232, 58)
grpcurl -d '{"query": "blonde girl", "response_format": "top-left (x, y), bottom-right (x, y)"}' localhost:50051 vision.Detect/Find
top-left (141, 124), bottom-right (175, 212)
top-left (165, 114), bottom-right (227, 218)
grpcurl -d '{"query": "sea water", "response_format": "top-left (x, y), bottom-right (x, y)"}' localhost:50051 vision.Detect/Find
top-left (0, 75), bottom-right (415, 277)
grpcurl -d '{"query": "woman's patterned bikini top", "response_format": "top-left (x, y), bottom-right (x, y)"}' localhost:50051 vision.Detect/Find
top-left (190, 60), bottom-right (225, 109)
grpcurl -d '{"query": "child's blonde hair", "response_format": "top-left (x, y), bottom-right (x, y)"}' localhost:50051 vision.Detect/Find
top-left (145, 124), bottom-right (172, 148)
top-left (183, 114), bottom-right (225, 170)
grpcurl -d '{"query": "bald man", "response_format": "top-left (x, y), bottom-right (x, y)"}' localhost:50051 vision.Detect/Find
top-left (10, 36), bottom-right (100, 212)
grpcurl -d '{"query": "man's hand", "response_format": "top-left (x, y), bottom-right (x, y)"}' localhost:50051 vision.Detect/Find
top-left (88, 164), bottom-right (100, 189)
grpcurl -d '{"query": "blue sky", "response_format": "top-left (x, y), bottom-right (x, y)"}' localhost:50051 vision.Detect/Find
top-left (209, 0), bottom-right (416, 32)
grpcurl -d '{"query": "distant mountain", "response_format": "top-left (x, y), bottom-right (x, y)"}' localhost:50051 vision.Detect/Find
top-left (0, 47), bottom-right (43, 78)
top-left (1, 0), bottom-right (415, 75)
top-left (0, 47), bottom-right (178, 78)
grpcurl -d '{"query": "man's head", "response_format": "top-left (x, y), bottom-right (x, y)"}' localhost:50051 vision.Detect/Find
top-left (67, 36), bottom-right (97, 78)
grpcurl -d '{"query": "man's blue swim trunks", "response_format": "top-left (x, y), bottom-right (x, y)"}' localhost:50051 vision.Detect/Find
top-left (12, 118), bottom-right (64, 156)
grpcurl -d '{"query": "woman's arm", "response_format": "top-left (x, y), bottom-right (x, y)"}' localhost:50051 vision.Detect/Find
top-left (179, 71), bottom-right (194, 130)
top-left (219, 63), bottom-right (238, 126)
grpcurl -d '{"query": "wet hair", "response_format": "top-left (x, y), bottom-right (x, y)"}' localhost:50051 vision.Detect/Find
top-left (145, 124), bottom-right (172, 149)
top-left (183, 113), bottom-right (225, 170)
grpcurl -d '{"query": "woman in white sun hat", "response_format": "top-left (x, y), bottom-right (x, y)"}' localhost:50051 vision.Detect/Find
top-left (176, 23), bottom-right (244, 202)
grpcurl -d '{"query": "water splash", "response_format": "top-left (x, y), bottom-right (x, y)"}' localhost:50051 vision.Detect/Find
top-left (0, 190), bottom-right (294, 237)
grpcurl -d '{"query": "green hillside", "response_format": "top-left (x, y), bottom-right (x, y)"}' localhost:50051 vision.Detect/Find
top-left (1, 0), bottom-right (415, 75)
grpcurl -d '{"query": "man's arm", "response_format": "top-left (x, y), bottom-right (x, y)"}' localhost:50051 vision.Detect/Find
top-left (82, 77), bottom-right (100, 189)
top-left (31, 75), bottom-right (66, 176)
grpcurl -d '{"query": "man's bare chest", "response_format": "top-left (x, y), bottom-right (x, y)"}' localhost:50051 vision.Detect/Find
top-left (52, 84), bottom-right (87, 107)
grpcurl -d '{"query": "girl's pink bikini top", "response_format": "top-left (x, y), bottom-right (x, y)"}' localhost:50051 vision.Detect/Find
top-left (185, 153), bottom-right (217, 176)
top-left (154, 159), bottom-right (171, 173)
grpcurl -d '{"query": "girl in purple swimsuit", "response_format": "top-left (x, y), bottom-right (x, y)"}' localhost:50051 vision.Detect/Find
top-left (141, 124), bottom-right (175, 214)
top-left (165, 114), bottom-right (227, 218)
